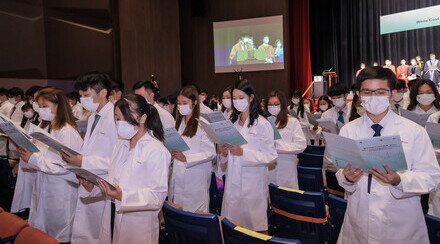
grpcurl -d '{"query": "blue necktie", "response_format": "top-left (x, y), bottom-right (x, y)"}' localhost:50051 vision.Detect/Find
top-left (368, 124), bottom-right (383, 193)
top-left (90, 114), bottom-right (101, 137)
top-left (338, 110), bottom-right (344, 124)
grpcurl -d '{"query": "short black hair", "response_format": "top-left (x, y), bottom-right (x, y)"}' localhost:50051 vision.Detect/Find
top-left (356, 66), bottom-right (397, 90)
top-left (66, 91), bottom-right (80, 102)
top-left (0, 88), bottom-right (8, 96)
top-left (25, 86), bottom-right (42, 98)
top-left (132, 80), bottom-right (159, 101)
top-left (8, 87), bottom-right (24, 98)
top-left (74, 72), bottom-right (112, 98)
top-left (395, 79), bottom-right (406, 91)
top-left (327, 83), bottom-right (349, 97)
top-left (157, 97), bottom-right (168, 105)
top-left (112, 82), bottom-right (124, 93)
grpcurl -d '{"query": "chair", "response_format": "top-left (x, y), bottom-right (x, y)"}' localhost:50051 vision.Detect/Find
top-left (298, 153), bottom-right (324, 168)
top-left (303, 145), bottom-right (325, 155)
top-left (268, 184), bottom-right (329, 244)
top-left (221, 218), bottom-right (301, 244)
top-left (14, 227), bottom-right (58, 244)
top-left (0, 211), bottom-right (28, 242)
top-left (327, 194), bottom-right (347, 244)
top-left (297, 166), bottom-right (324, 192)
top-left (425, 214), bottom-right (440, 244)
top-left (209, 172), bottom-right (224, 215)
top-left (325, 170), bottom-right (345, 198)
top-left (162, 201), bottom-right (223, 244)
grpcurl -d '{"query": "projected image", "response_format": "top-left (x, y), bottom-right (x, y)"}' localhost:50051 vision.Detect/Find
top-left (213, 15), bottom-right (284, 73)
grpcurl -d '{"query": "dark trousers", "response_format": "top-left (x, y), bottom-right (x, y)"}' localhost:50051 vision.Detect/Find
top-left (0, 157), bottom-right (16, 211)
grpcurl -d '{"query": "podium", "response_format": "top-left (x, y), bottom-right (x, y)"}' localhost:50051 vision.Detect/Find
top-left (323, 71), bottom-right (337, 87)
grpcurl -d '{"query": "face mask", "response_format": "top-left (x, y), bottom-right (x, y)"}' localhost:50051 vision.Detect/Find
top-left (417, 93), bottom-right (436, 106)
top-left (39, 107), bottom-right (55, 121)
top-left (233, 98), bottom-right (249, 112)
top-left (200, 95), bottom-right (206, 102)
top-left (356, 106), bottom-right (366, 116)
top-left (80, 96), bottom-right (99, 112)
top-left (116, 121), bottom-right (138, 140)
top-left (24, 111), bottom-right (34, 119)
top-left (319, 105), bottom-right (328, 111)
top-left (268, 105), bottom-right (281, 116)
top-left (332, 98), bottom-right (346, 108)
top-left (222, 99), bottom-right (232, 109)
top-left (292, 98), bottom-right (300, 105)
top-left (178, 104), bottom-right (193, 116)
top-left (393, 92), bottom-right (404, 102)
top-left (361, 96), bottom-right (390, 115)
top-left (32, 102), bottom-right (40, 113)
top-left (8, 98), bottom-right (16, 105)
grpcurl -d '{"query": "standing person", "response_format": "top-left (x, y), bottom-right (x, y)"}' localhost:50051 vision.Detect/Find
top-left (220, 79), bottom-right (277, 232)
top-left (133, 80), bottom-right (175, 129)
top-left (423, 53), bottom-right (440, 85)
top-left (8, 87), bottom-right (25, 123)
top-left (406, 79), bottom-right (440, 115)
top-left (221, 86), bottom-right (233, 119)
top-left (64, 72), bottom-right (118, 244)
top-left (78, 94), bottom-right (171, 244)
top-left (321, 83), bottom-right (351, 130)
top-left (408, 58), bottom-right (422, 79)
top-left (316, 95), bottom-right (332, 114)
top-left (169, 85), bottom-right (215, 212)
top-left (17, 87), bottom-right (83, 243)
top-left (266, 90), bottom-right (306, 188)
top-left (383, 59), bottom-right (396, 74)
top-left (67, 91), bottom-right (87, 121)
top-left (396, 59), bottom-right (409, 79)
top-left (290, 90), bottom-right (312, 143)
top-left (416, 55), bottom-right (425, 73)
top-left (336, 66), bottom-right (440, 244)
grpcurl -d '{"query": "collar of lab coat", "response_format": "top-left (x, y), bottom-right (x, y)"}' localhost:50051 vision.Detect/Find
top-left (414, 104), bottom-right (438, 114)
top-left (361, 109), bottom-right (398, 137)
top-left (94, 101), bottom-right (114, 117)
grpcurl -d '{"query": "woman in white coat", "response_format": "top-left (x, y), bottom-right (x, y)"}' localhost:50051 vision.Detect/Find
top-left (406, 79), bottom-right (440, 115)
top-left (79, 94), bottom-right (171, 244)
top-left (17, 87), bottom-right (83, 243)
top-left (169, 85), bottom-right (216, 213)
top-left (290, 90), bottom-right (313, 144)
top-left (220, 79), bottom-right (277, 232)
top-left (427, 110), bottom-right (440, 217)
top-left (221, 86), bottom-right (233, 119)
top-left (266, 90), bottom-right (307, 189)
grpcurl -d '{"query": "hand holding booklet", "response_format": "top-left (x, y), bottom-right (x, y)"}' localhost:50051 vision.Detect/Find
top-left (0, 114), bottom-right (39, 153)
top-left (322, 132), bottom-right (408, 172)
top-left (199, 119), bottom-right (247, 146)
top-left (163, 127), bottom-right (190, 152)
top-left (30, 132), bottom-right (81, 156)
top-left (63, 165), bottom-right (116, 191)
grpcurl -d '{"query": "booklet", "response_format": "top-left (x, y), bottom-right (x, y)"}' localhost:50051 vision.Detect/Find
top-left (163, 127), bottom-right (190, 152)
top-left (307, 112), bottom-right (321, 126)
top-left (399, 108), bottom-right (431, 126)
top-left (30, 132), bottom-right (81, 156)
top-left (199, 119), bottom-right (247, 146)
top-left (0, 116), bottom-right (39, 153)
top-left (425, 122), bottom-right (440, 148)
top-left (322, 132), bottom-right (408, 172)
top-left (64, 165), bottom-right (116, 191)
top-left (317, 118), bottom-right (339, 134)
top-left (289, 109), bottom-right (299, 120)
top-left (200, 111), bottom-right (226, 123)
top-left (267, 116), bottom-right (282, 140)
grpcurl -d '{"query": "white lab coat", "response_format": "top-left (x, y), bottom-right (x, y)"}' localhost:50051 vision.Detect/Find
top-left (71, 102), bottom-right (118, 244)
top-left (336, 110), bottom-right (440, 244)
top-left (71, 103), bottom-right (86, 120)
top-left (200, 103), bottom-right (213, 114)
top-left (221, 116), bottom-right (277, 231)
top-left (0, 100), bottom-right (14, 156)
top-left (410, 104), bottom-right (438, 114)
top-left (427, 112), bottom-right (440, 217)
top-left (27, 124), bottom-right (83, 242)
top-left (321, 104), bottom-right (352, 125)
top-left (10, 100), bottom-right (25, 123)
top-left (290, 106), bottom-right (313, 144)
top-left (153, 103), bottom-right (175, 129)
top-left (169, 120), bottom-right (215, 212)
top-left (268, 116), bottom-right (307, 189)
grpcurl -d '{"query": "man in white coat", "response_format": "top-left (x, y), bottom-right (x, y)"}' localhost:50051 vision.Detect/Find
top-left (133, 80), bottom-right (175, 129)
top-left (336, 66), bottom-right (440, 244)
top-left (62, 72), bottom-right (118, 243)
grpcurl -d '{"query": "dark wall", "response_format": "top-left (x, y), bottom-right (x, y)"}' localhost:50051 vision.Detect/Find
top-left (179, 0), bottom-right (290, 99)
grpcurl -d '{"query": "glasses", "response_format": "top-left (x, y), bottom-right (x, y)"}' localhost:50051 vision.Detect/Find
top-left (359, 89), bottom-right (390, 96)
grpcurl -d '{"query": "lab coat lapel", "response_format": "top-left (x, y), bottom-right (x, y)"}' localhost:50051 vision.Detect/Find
top-left (82, 112), bottom-right (98, 154)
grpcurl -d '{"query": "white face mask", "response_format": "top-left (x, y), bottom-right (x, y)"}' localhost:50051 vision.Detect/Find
top-left (268, 105), bottom-right (281, 116)
top-left (417, 93), bottom-right (436, 106)
top-left (178, 104), bottom-right (193, 116)
top-left (319, 105), bottom-right (328, 111)
top-left (356, 106), bottom-right (366, 116)
top-left (8, 98), bottom-right (16, 105)
top-left (80, 96), bottom-right (99, 112)
top-left (292, 98), bottom-right (300, 105)
top-left (332, 98), bottom-right (346, 108)
top-left (393, 92), bottom-right (404, 102)
top-left (116, 121), bottom-right (138, 140)
top-left (361, 96), bottom-right (390, 115)
top-left (39, 107), bottom-right (55, 121)
top-left (233, 98), bottom-right (249, 112)
top-left (222, 99), bottom-right (232, 109)
top-left (24, 111), bottom-right (34, 119)
top-left (32, 102), bottom-right (40, 113)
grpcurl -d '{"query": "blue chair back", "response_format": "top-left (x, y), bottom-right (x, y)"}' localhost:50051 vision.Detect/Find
top-left (209, 172), bottom-right (223, 215)
top-left (303, 145), bottom-right (325, 155)
top-left (325, 170), bottom-right (345, 198)
top-left (298, 153), bottom-right (323, 168)
top-left (425, 214), bottom-right (440, 244)
top-left (162, 201), bottom-right (223, 244)
top-left (221, 218), bottom-right (302, 244)
top-left (297, 166), bottom-right (324, 192)
top-left (327, 194), bottom-right (347, 244)
top-left (268, 184), bottom-right (329, 244)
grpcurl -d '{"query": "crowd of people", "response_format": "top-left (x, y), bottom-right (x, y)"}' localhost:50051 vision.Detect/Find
top-left (0, 66), bottom-right (439, 244)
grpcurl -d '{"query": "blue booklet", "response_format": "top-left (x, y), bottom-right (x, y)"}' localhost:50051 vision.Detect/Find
top-left (200, 111), bottom-right (226, 123)
top-left (267, 116), bottom-right (282, 140)
top-left (0, 115), bottom-right (39, 153)
top-left (199, 119), bottom-right (247, 146)
top-left (164, 127), bottom-right (190, 152)
top-left (425, 122), bottom-right (440, 148)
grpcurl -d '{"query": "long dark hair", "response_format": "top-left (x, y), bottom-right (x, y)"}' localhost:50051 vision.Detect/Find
top-left (290, 90), bottom-right (305, 118)
top-left (175, 85), bottom-right (200, 138)
top-left (114, 94), bottom-right (164, 141)
top-left (349, 93), bottom-right (361, 121)
top-left (230, 79), bottom-right (263, 127)
top-left (265, 90), bottom-right (289, 129)
top-left (20, 103), bottom-right (39, 128)
top-left (317, 96), bottom-right (332, 112)
top-left (407, 79), bottom-right (440, 111)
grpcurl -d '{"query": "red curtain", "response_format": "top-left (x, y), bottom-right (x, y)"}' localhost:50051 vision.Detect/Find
top-left (290, 0), bottom-right (312, 96)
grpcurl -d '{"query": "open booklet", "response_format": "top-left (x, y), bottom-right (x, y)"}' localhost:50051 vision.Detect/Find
top-left (198, 118), bottom-right (247, 146)
top-left (58, 164), bottom-right (116, 191)
top-left (399, 108), bottom-right (431, 126)
top-left (317, 118), bottom-right (339, 134)
top-left (200, 111), bottom-right (226, 123)
top-left (30, 132), bottom-right (81, 156)
top-left (0, 114), bottom-right (39, 153)
top-left (425, 122), bottom-right (440, 148)
top-left (163, 127), bottom-right (190, 152)
top-left (322, 132), bottom-right (408, 172)
top-left (267, 116), bottom-right (282, 140)
top-left (306, 112), bottom-right (322, 126)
